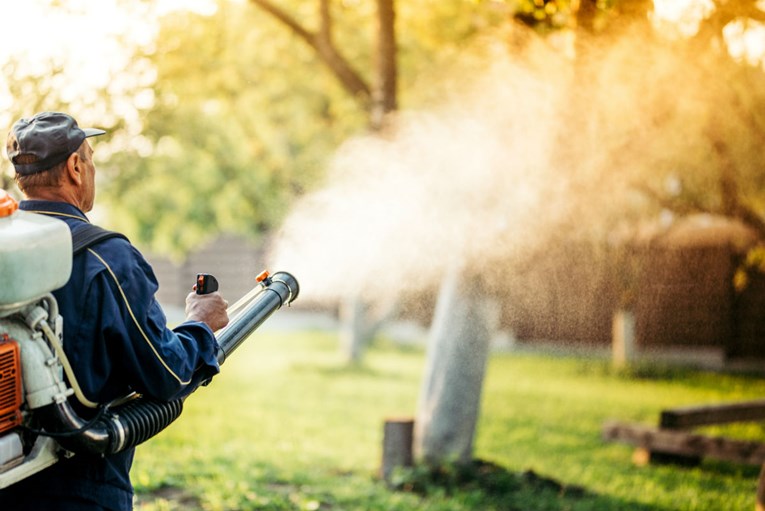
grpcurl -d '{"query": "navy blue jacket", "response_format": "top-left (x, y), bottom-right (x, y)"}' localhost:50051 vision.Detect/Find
top-left (0, 200), bottom-right (220, 510)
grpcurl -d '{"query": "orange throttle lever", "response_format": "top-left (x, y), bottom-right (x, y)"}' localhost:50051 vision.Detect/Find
top-left (255, 270), bottom-right (270, 286)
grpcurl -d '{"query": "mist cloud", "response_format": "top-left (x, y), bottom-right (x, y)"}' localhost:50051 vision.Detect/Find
top-left (269, 25), bottom-right (749, 307)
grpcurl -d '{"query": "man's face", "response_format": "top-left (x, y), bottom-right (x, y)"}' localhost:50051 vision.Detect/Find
top-left (78, 141), bottom-right (96, 212)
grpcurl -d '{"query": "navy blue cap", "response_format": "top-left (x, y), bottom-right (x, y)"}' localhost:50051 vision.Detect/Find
top-left (6, 112), bottom-right (106, 176)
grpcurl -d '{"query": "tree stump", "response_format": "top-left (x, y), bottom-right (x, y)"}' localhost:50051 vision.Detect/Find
top-left (381, 418), bottom-right (414, 484)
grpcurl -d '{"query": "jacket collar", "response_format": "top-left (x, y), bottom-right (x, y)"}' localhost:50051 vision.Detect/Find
top-left (19, 199), bottom-right (90, 223)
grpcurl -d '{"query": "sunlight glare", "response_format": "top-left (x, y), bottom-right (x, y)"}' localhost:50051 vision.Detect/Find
top-left (157, 0), bottom-right (219, 17)
top-left (0, 0), bottom-right (218, 105)
top-left (724, 19), bottom-right (765, 69)
top-left (652, 0), bottom-right (715, 37)
top-left (0, 1), bottom-right (153, 95)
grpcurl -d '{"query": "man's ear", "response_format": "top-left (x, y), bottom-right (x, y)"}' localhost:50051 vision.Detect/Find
top-left (65, 152), bottom-right (82, 185)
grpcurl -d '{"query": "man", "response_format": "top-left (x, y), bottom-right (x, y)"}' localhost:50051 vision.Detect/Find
top-left (0, 112), bottom-right (229, 510)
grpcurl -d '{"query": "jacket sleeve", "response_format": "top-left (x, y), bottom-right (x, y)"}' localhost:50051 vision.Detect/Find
top-left (82, 240), bottom-right (220, 402)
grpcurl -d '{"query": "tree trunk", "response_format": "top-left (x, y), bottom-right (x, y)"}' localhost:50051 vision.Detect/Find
top-left (576, 0), bottom-right (597, 34)
top-left (371, 0), bottom-right (397, 130)
top-left (339, 295), bottom-right (368, 363)
top-left (414, 265), bottom-right (493, 465)
top-left (249, 0), bottom-right (371, 107)
top-left (340, 294), bottom-right (399, 363)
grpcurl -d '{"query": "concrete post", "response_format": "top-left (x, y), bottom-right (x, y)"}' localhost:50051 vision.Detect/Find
top-left (612, 309), bottom-right (636, 368)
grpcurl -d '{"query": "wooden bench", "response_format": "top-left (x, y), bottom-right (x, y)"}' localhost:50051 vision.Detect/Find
top-left (602, 399), bottom-right (765, 510)
top-left (660, 400), bottom-right (765, 430)
top-left (604, 399), bottom-right (765, 466)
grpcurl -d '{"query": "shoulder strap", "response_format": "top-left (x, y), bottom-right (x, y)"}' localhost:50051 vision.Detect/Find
top-left (71, 224), bottom-right (129, 256)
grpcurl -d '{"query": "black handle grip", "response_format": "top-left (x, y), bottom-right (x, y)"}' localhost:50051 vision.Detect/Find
top-left (195, 274), bottom-right (219, 295)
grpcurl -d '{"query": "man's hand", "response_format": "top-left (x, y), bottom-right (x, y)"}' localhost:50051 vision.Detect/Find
top-left (185, 291), bottom-right (229, 332)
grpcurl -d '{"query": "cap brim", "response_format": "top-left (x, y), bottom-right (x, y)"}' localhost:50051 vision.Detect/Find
top-left (83, 128), bottom-right (106, 138)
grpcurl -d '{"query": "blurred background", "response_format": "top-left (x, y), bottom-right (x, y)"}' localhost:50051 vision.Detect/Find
top-left (3, 0), bottom-right (763, 366)
top-left (3, 2), bottom-right (765, 509)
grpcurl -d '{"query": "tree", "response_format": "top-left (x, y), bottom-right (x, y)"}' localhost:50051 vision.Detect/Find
top-left (415, 0), bottom-right (765, 468)
top-left (100, 1), bottom-right (369, 257)
top-left (0, 58), bottom-right (65, 192)
top-left (247, 0), bottom-right (392, 365)
top-left (414, 266), bottom-right (493, 465)
top-left (246, 0), bottom-right (402, 362)
top-left (249, 0), bottom-right (396, 130)
top-left (511, 0), bottom-right (765, 241)
top-left (248, 1), bottom-right (515, 366)
top-left (678, 0), bottom-right (765, 238)
top-left (0, 0), bottom-right (159, 196)
top-left (0, 56), bottom-right (129, 195)
top-left (102, 0), bottom-right (507, 258)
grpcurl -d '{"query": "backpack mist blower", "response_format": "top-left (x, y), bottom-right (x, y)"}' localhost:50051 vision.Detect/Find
top-left (0, 191), bottom-right (299, 488)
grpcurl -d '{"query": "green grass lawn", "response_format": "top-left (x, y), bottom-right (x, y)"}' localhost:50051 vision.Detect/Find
top-left (132, 329), bottom-right (765, 511)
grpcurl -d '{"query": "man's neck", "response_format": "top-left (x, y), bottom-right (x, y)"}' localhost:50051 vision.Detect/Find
top-left (25, 187), bottom-right (80, 208)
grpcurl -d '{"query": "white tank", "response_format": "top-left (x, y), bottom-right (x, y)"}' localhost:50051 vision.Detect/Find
top-left (0, 191), bottom-right (72, 306)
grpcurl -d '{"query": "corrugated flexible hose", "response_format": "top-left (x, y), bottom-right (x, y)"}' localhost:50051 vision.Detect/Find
top-left (36, 271), bottom-right (298, 455)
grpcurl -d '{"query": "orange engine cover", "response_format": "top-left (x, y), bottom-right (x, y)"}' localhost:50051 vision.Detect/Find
top-left (0, 334), bottom-right (22, 434)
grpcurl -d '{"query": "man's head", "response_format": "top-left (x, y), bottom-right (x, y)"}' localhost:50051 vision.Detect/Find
top-left (6, 112), bottom-right (105, 211)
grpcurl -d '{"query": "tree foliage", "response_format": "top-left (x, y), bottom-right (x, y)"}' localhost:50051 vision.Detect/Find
top-left (476, 0), bottom-right (765, 245)
top-left (0, 57), bottom-right (135, 196)
top-left (101, 1), bottom-right (369, 256)
top-left (99, 0), bottom-right (512, 256)
top-left (6, 0), bottom-right (765, 259)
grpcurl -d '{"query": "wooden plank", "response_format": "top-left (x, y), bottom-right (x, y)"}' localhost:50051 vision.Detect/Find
top-left (602, 421), bottom-right (765, 466)
top-left (630, 447), bottom-right (701, 467)
top-left (659, 399), bottom-right (765, 429)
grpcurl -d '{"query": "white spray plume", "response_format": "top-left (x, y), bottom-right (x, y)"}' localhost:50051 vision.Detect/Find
top-left (270, 41), bottom-right (575, 303)
top-left (269, 26), bottom-right (746, 306)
